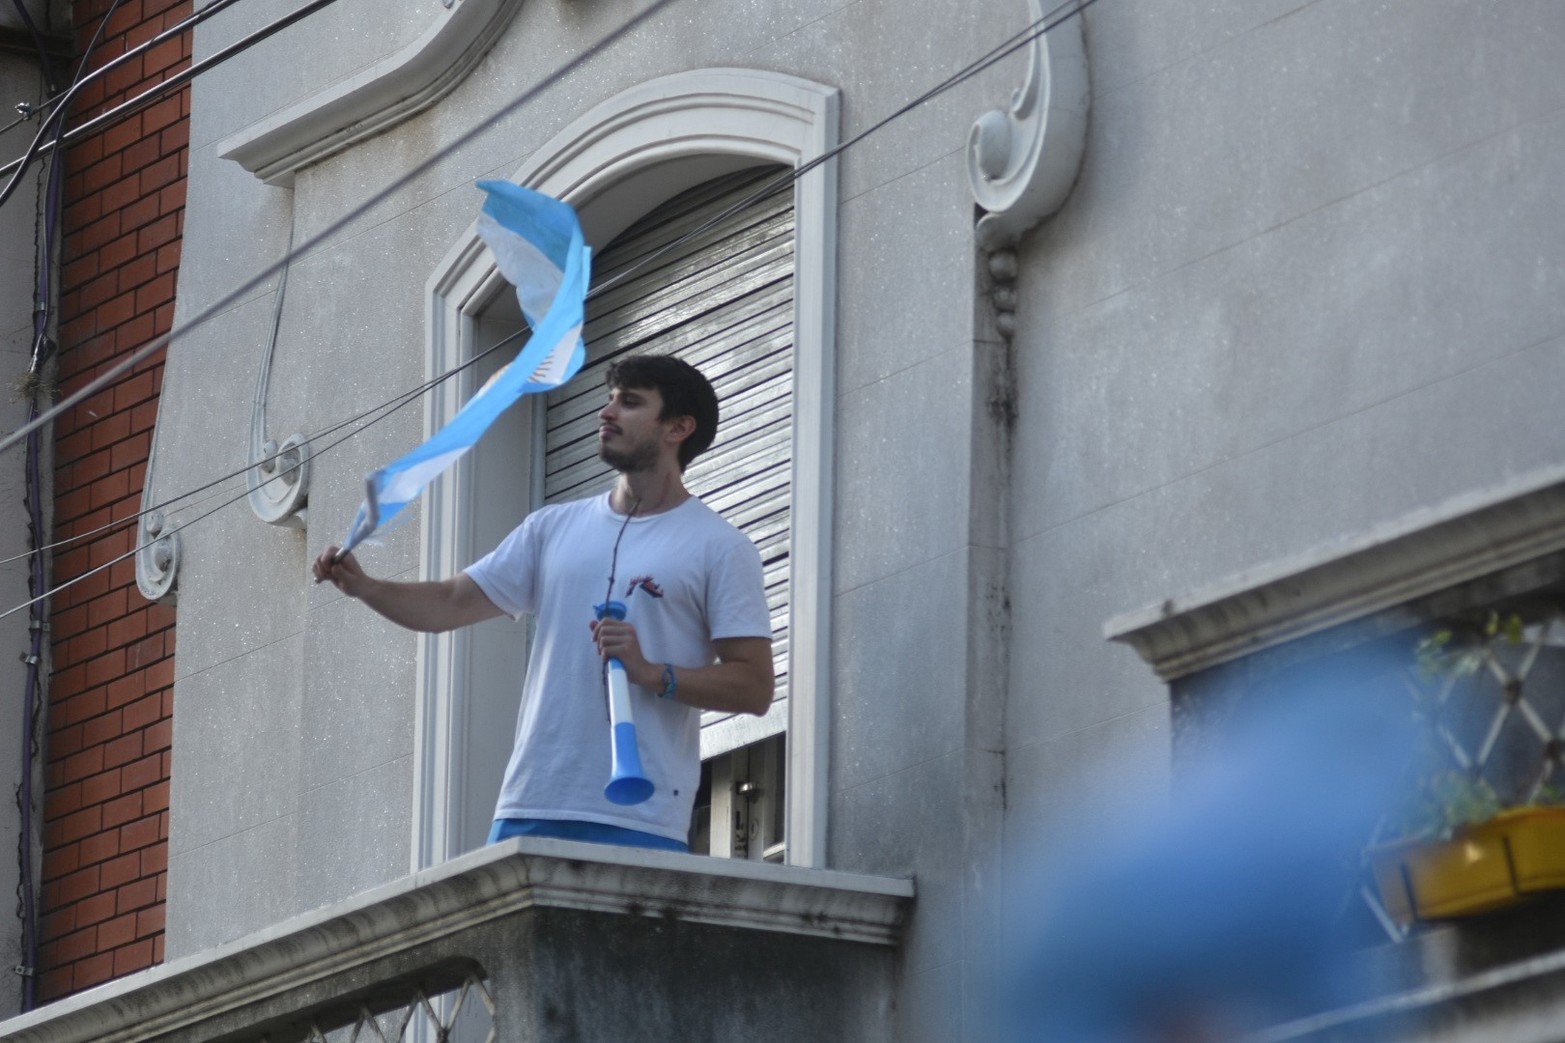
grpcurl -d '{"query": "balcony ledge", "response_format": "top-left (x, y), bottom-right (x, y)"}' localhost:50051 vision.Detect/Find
top-left (0, 839), bottom-right (913, 1043)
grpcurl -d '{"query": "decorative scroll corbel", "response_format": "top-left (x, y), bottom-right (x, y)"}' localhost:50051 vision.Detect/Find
top-left (246, 219), bottom-right (311, 528)
top-left (136, 508), bottom-right (180, 604)
top-left (248, 432), bottom-right (311, 527)
top-left (967, 0), bottom-right (1090, 257)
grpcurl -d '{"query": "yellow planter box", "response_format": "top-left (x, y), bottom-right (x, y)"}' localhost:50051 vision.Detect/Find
top-left (1370, 807), bottom-right (1565, 926)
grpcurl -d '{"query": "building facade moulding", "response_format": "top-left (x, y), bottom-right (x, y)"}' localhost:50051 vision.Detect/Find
top-left (134, 506), bottom-right (180, 604)
top-left (216, 0), bottom-right (523, 186)
top-left (245, 432), bottom-right (311, 526)
top-left (135, 410), bottom-right (181, 603)
top-left (420, 68), bottom-right (839, 870)
top-left (966, 0), bottom-right (1090, 255)
top-left (1105, 463), bottom-right (1565, 682)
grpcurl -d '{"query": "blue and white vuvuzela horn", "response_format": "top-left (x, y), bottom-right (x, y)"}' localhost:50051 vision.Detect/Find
top-left (594, 600), bottom-right (654, 805)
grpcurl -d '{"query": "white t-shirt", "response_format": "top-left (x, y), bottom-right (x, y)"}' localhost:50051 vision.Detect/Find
top-left (465, 492), bottom-right (772, 841)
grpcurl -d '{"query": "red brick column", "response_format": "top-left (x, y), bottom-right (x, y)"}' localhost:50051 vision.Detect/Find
top-left (37, 0), bottom-right (189, 1002)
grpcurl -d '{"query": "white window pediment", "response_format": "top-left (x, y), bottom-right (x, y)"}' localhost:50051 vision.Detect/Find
top-left (217, 0), bottom-right (523, 186)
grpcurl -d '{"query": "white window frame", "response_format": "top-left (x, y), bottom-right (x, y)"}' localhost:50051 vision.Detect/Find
top-left (416, 68), bottom-right (840, 870)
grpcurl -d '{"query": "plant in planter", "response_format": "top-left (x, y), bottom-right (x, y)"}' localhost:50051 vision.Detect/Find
top-left (1369, 610), bottom-right (1565, 927)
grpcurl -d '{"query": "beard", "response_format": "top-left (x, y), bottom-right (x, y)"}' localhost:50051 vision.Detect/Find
top-left (599, 435), bottom-right (660, 474)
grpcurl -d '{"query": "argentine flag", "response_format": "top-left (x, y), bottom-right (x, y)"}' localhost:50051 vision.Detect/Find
top-left (340, 182), bottom-right (592, 555)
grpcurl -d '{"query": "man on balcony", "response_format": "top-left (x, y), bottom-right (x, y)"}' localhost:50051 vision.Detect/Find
top-left (312, 354), bottom-right (774, 853)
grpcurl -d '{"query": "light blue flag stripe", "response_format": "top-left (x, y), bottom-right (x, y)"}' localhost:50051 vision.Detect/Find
top-left (340, 182), bottom-right (592, 555)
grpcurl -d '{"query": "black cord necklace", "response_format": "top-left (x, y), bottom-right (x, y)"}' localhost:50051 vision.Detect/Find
top-left (603, 493), bottom-right (640, 605)
top-left (598, 494), bottom-right (640, 720)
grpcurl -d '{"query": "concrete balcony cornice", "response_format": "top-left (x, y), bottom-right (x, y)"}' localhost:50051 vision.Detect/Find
top-left (0, 839), bottom-right (914, 1043)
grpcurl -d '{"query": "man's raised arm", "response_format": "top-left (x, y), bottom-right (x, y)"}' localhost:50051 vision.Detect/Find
top-left (312, 547), bottom-right (505, 633)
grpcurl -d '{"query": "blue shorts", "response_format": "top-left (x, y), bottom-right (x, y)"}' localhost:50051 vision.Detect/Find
top-left (486, 817), bottom-right (689, 853)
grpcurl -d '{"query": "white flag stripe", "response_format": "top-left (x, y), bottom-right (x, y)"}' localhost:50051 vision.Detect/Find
top-left (477, 212), bottom-right (563, 323)
top-left (376, 447), bottom-right (470, 505)
top-left (339, 184), bottom-right (590, 555)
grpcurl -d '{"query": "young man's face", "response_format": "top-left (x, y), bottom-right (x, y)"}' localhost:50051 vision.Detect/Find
top-left (597, 384), bottom-right (678, 473)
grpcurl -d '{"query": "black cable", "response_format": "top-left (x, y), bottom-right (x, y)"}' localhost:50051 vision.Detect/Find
top-left (72, 0), bottom-right (135, 95)
top-left (0, 109), bottom-right (35, 138)
top-left (21, 0), bottom-right (127, 376)
top-left (0, 344), bottom-right (466, 622)
top-left (13, 0), bottom-right (64, 1009)
top-left (589, 0), bottom-right (1097, 303)
top-left (27, 21), bottom-right (70, 374)
top-left (16, 401), bottom-right (46, 1013)
top-left (0, 0), bottom-right (1100, 618)
top-left (0, 0), bottom-right (300, 211)
top-left (0, 0), bottom-right (679, 460)
top-left (6, 0), bottom-right (1093, 459)
top-left (0, 325), bottom-right (529, 570)
top-left (0, 0), bottom-right (244, 145)
top-left (6, 0), bottom-right (59, 93)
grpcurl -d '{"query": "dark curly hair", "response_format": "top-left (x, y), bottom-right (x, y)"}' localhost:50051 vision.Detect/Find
top-left (604, 354), bottom-right (720, 470)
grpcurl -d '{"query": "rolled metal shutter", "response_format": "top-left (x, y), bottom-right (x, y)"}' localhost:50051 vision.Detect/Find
top-left (543, 166), bottom-right (793, 756)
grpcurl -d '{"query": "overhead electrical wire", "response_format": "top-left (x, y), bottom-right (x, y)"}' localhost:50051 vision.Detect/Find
top-left (5, 0), bottom-right (1099, 601)
top-left (0, 0), bottom-right (1099, 621)
top-left (3, 0), bottom-right (1094, 459)
top-left (0, 345), bottom-right (489, 620)
top-left (13, 0), bottom-right (73, 1008)
top-left (5, 0), bottom-right (60, 93)
top-left (0, 0), bottom-right (244, 141)
top-left (590, 0), bottom-right (1099, 303)
top-left (0, 325), bottom-right (530, 571)
top-left (0, 0), bottom-right (680, 459)
top-left (0, 0), bottom-right (323, 210)
top-left (0, 108), bottom-right (37, 139)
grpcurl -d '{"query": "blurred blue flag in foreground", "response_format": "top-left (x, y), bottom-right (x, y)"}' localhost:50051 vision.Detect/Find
top-left (1004, 648), bottom-right (1422, 1043)
top-left (340, 182), bottom-right (591, 555)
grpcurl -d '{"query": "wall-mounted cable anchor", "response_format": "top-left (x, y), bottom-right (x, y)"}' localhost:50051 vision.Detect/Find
top-left (27, 620), bottom-right (48, 632)
top-left (13, 965), bottom-right (36, 978)
top-left (17, 653), bottom-right (38, 665)
top-left (14, 101), bottom-right (34, 119)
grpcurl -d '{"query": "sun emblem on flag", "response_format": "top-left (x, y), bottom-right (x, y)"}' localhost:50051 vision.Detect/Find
top-left (626, 576), bottom-right (664, 599)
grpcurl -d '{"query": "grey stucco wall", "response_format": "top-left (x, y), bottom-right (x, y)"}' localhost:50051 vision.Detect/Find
top-left (1003, 0), bottom-right (1565, 845)
top-left (139, 0), bottom-right (1565, 1037)
top-left (189, 0), bottom-right (439, 143)
top-left (157, 6), bottom-right (1019, 1042)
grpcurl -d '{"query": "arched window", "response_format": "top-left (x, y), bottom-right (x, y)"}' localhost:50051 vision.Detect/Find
top-left (419, 70), bottom-right (838, 869)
